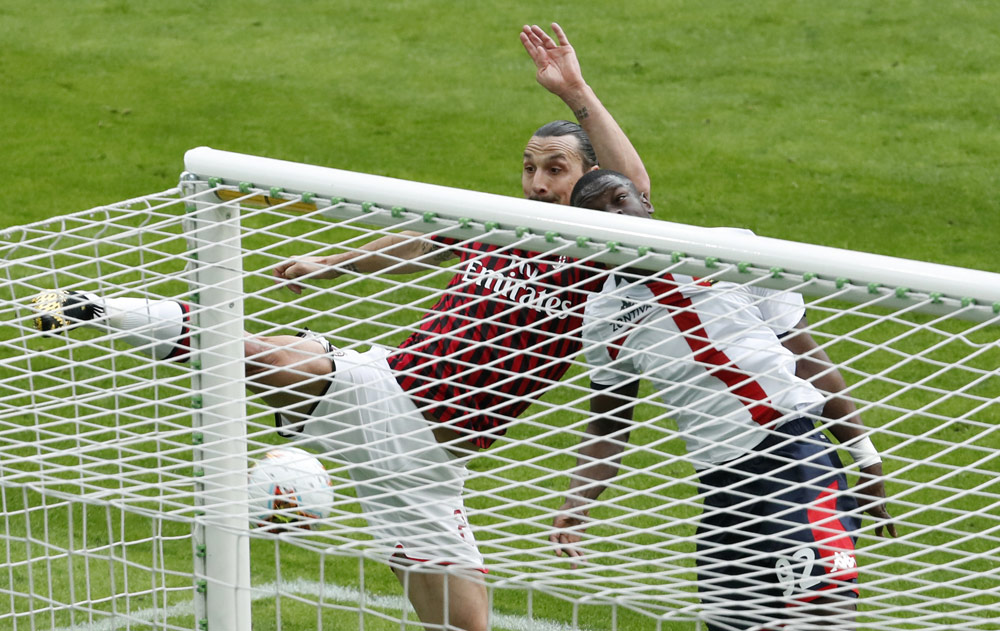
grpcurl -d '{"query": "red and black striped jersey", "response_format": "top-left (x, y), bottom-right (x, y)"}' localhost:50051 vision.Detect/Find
top-left (387, 238), bottom-right (605, 449)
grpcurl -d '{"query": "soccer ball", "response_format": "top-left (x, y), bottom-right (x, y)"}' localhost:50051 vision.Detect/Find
top-left (248, 447), bottom-right (335, 530)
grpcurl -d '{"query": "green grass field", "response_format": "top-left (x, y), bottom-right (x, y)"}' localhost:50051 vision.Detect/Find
top-left (2, 1), bottom-right (999, 630)
top-left (3, 0), bottom-right (998, 272)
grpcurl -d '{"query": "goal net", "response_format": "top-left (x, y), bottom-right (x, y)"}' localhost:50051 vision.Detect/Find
top-left (2, 148), bottom-right (998, 631)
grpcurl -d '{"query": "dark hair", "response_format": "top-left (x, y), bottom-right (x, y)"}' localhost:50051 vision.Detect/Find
top-left (531, 120), bottom-right (598, 169)
top-left (570, 169), bottom-right (637, 209)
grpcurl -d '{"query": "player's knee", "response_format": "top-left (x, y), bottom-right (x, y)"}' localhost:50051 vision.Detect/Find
top-left (447, 575), bottom-right (488, 631)
top-left (458, 610), bottom-right (488, 631)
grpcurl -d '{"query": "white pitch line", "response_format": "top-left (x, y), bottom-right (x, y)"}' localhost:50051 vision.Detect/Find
top-left (50, 578), bottom-right (596, 631)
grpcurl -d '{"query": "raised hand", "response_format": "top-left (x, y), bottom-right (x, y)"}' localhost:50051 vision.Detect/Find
top-left (519, 22), bottom-right (587, 99)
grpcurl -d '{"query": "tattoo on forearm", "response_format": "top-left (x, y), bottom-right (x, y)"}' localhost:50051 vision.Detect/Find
top-left (574, 106), bottom-right (590, 121)
top-left (342, 262), bottom-right (359, 274)
top-left (417, 240), bottom-right (454, 264)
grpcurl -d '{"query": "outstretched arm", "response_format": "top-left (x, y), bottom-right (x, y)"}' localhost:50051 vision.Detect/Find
top-left (520, 23), bottom-right (651, 199)
top-left (782, 318), bottom-right (897, 537)
top-left (551, 379), bottom-right (638, 568)
top-left (272, 231), bottom-right (456, 295)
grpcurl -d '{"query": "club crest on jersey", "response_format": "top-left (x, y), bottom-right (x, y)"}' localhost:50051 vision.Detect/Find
top-left (461, 257), bottom-right (573, 318)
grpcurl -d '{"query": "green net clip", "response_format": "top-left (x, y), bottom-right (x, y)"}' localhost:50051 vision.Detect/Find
top-left (993, 302), bottom-right (1000, 314)
top-left (331, 197), bottom-right (345, 206)
top-left (606, 241), bottom-right (619, 253)
top-left (961, 297), bottom-right (976, 307)
top-left (638, 246), bottom-right (651, 256)
top-left (545, 231), bottom-right (559, 242)
top-left (188, 251), bottom-right (199, 261)
top-left (484, 221), bottom-right (499, 231)
top-left (867, 282), bottom-right (881, 294)
top-left (238, 182), bottom-right (251, 193)
top-left (670, 251), bottom-right (684, 263)
top-left (301, 192), bottom-right (315, 204)
top-left (196, 544), bottom-right (206, 558)
top-left (422, 212), bottom-right (437, 223)
top-left (208, 177), bottom-right (222, 187)
top-left (192, 433), bottom-right (203, 445)
top-left (515, 226), bottom-right (529, 237)
top-left (361, 202), bottom-right (374, 213)
top-left (198, 619), bottom-right (208, 631)
top-left (737, 262), bottom-right (751, 273)
top-left (193, 468), bottom-right (204, 478)
top-left (894, 287), bottom-right (910, 299)
top-left (190, 360), bottom-right (201, 370)
top-left (190, 395), bottom-right (202, 409)
top-left (705, 256), bottom-right (719, 268)
top-left (458, 217), bottom-right (472, 228)
top-left (835, 277), bottom-right (849, 289)
top-left (391, 206), bottom-right (405, 217)
top-left (770, 267), bottom-right (784, 278)
top-left (928, 292), bottom-right (943, 304)
top-left (576, 236), bottom-right (590, 248)
top-left (803, 272), bottom-right (817, 281)
top-left (269, 187), bottom-right (283, 198)
top-left (196, 580), bottom-right (207, 594)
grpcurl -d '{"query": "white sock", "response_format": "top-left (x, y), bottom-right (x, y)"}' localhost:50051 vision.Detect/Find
top-left (81, 294), bottom-right (189, 361)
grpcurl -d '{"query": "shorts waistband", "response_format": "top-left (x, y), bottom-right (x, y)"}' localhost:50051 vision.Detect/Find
top-left (754, 417), bottom-right (816, 451)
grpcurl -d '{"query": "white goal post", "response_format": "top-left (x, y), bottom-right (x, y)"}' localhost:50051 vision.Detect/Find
top-left (1, 147), bottom-right (998, 631)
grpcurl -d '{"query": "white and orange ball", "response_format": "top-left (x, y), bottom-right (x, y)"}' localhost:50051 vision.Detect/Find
top-left (248, 447), bottom-right (335, 530)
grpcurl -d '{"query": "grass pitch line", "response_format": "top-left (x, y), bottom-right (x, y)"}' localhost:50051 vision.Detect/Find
top-left (50, 578), bottom-right (596, 631)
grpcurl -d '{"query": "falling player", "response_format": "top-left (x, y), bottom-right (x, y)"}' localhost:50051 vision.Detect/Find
top-left (31, 23), bottom-right (651, 631)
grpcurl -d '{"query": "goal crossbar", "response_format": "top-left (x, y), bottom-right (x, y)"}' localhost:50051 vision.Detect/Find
top-left (185, 146), bottom-right (1000, 322)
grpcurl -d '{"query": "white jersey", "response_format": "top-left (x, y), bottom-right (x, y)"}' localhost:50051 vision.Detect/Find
top-left (583, 272), bottom-right (824, 468)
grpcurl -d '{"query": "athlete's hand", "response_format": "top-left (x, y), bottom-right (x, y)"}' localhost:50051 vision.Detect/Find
top-left (272, 257), bottom-right (338, 295)
top-left (520, 23), bottom-right (586, 99)
top-left (550, 508), bottom-right (589, 569)
top-left (855, 462), bottom-right (898, 538)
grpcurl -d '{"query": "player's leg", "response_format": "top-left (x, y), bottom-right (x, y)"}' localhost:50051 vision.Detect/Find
top-left (695, 485), bottom-right (776, 630)
top-left (31, 290), bottom-right (191, 360)
top-left (302, 348), bottom-right (489, 631)
top-left (31, 290), bottom-right (334, 416)
top-left (696, 417), bottom-right (861, 630)
top-left (391, 563), bottom-right (488, 631)
top-left (766, 419), bottom-right (860, 630)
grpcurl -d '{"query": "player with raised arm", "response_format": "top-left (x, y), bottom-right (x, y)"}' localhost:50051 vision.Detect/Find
top-left (552, 169), bottom-right (896, 631)
top-left (31, 24), bottom-right (649, 631)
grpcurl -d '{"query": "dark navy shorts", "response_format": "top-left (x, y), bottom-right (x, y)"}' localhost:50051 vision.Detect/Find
top-left (696, 417), bottom-right (861, 630)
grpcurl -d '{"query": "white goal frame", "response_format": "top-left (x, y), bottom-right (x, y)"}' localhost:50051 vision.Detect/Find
top-left (183, 147), bottom-right (1000, 323)
top-left (2, 147), bottom-right (998, 631)
top-left (181, 146), bottom-right (1000, 630)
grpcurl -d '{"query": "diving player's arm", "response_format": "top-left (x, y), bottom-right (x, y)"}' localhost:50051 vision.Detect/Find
top-left (272, 231), bottom-right (456, 294)
top-left (550, 379), bottom-right (638, 567)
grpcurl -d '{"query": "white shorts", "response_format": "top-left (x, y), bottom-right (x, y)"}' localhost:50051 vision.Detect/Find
top-left (287, 346), bottom-right (484, 571)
